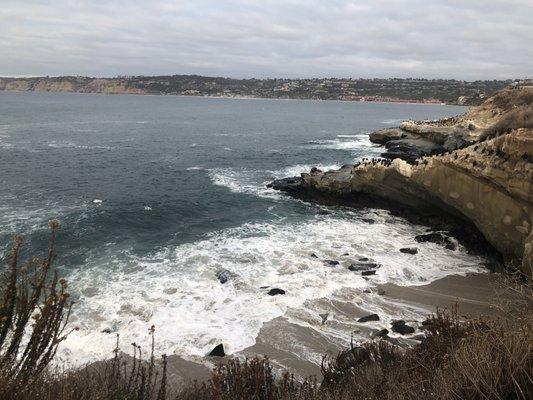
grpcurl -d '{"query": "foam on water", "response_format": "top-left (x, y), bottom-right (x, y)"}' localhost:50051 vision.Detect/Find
top-left (381, 118), bottom-right (405, 125)
top-left (207, 163), bottom-right (341, 198)
top-left (48, 141), bottom-right (115, 150)
top-left (59, 209), bottom-right (485, 367)
top-left (306, 136), bottom-right (381, 152)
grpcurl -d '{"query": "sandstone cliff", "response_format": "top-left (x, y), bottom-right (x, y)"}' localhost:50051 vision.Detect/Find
top-left (270, 86), bottom-right (533, 274)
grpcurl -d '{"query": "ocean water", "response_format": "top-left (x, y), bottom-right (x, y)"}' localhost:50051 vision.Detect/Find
top-left (0, 91), bottom-right (484, 366)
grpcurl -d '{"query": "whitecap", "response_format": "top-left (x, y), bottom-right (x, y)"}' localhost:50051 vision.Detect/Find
top-left (59, 212), bottom-right (485, 367)
top-left (381, 118), bottom-right (405, 125)
top-left (306, 137), bottom-right (379, 151)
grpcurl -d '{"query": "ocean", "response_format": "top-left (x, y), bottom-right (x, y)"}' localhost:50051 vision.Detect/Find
top-left (0, 91), bottom-right (485, 366)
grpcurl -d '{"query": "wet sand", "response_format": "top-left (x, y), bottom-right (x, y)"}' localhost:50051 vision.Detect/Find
top-left (167, 272), bottom-right (506, 384)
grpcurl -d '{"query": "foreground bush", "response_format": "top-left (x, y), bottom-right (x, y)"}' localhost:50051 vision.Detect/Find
top-left (0, 227), bottom-right (531, 399)
top-left (0, 222), bottom-right (73, 391)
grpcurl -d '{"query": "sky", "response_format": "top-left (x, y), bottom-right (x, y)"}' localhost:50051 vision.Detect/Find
top-left (1, 0), bottom-right (532, 80)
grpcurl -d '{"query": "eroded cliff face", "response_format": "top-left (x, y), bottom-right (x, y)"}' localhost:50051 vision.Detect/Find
top-left (0, 77), bottom-right (145, 95)
top-left (272, 86), bottom-right (533, 274)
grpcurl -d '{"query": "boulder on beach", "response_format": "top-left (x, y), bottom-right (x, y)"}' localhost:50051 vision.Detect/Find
top-left (358, 313), bottom-right (380, 323)
top-left (400, 247), bottom-right (418, 254)
top-left (208, 344), bottom-right (225, 357)
top-left (268, 288), bottom-right (286, 296)
top-left (415, 232), bottom-right (457, 250)
top-left (372, 328), bottom-right (389, 338)
top-left (348, 262), bottom-right (380, 271)
top-left (391, 320), bottom-right (416, 335)
top-left (216, 269), bottom-right (238, 284)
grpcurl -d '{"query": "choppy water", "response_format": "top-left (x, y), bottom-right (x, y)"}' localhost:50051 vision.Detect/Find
top-left (0, 91), bottom-right (484, 366)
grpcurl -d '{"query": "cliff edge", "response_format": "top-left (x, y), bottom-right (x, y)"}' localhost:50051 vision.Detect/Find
top-left (269, 86), bottom-right (533, 275)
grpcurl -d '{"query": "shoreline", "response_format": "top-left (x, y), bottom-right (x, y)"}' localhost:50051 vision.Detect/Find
top-left (161, 271), bottom-right (502, 385)
top-left (0, 89), bottom-right (455, 106)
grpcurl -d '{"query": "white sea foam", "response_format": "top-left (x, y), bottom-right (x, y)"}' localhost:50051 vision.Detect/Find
top-left (186, 166), bottom-right (204, 171)
top-left (306, 136), bottom-right (381, 153)
top-left (58, 210), bottom-right (485, 367)
top-left (48, 141), bottom-right (115, 150)
top-left (381, 118), bottom-right (405, 125)
top-left (207, 163), bottom-right (341, 198)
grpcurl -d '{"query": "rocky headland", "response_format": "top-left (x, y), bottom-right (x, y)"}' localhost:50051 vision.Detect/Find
top-left (269, 86), bottom-right (533, 275)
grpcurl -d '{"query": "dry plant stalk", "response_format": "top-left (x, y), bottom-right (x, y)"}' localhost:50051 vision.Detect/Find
top-left (0, 221), bottom-right (74, 384)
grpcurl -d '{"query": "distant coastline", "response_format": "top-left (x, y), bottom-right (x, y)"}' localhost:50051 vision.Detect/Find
top-left (1, 75), bottom-right (525, 106)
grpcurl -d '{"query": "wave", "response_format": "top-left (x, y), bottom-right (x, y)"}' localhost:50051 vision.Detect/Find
top-left (207, 163), bottom-right (341, 198)
top-left (59, 212), bottom-right (485, 367)
top-left (381, 118), bottom-right (405, 125)
top-left (305, 136), bottom-right (381, 153)
top-left (48, 141), bottom-right (115, 150)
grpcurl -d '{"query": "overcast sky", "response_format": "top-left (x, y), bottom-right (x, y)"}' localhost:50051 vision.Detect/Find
top-left (1, 0), bottom-right (532, 80)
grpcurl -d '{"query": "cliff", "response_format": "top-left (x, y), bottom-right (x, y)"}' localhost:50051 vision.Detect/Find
top-left (269, 86), bottom-right (533, 274)
top-left (0, 76), bottom-right (520, 105)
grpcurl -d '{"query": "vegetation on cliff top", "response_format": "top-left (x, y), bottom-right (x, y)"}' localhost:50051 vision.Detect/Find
top-left (0, 75), bottom-right (524, 105)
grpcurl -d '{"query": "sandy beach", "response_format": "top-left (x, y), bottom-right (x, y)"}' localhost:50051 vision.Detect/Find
top-left (163, 271), bottom-right (505, 385)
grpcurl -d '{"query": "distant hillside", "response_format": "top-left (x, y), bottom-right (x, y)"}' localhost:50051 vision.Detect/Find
top-left (0, 75), bottom-right (523, 105)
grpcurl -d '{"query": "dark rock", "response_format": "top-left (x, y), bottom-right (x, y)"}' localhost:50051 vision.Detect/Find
top-left (310, 167), bottom-right (322, 174)
top-left (101, 328), bottom-right (112, 334)
top-left (216, 269), bottom-right (238, 284)
top-left (324, 259), bottom-right (340, 267)
top-left (363, 289), bottom-right (372, 294)
top-left (310, 253), bottom-right (319, 258)
top-left (267, 288), bottom-right (286, 296)
top-left (377, 289), bottom-right (386, 296)
top-left (348, 262), bottom-right (380, 271)
top-left (400, 247), bottom-right (418, 255)
top-left (372, 328), bottom-right (389, 338)
top-left (358, 313), bottom-right (380, 323)
top-left (415, 232), bottom-right (457, 250)
top-left (342, 252), bottom-right (349, 256)
top-left (259, 286), bottom-right (269, 289)
top-left (359, 257), bottom-right (370, 261)
top-left (361, 270), bottom-right (377, 276)
top-left (319, 313), bottom-right (329, 324)
top-left (391, 320), bottom-right (416, 335)
top-left (266, 177), bottom-right (303, 192)
top-left (382, 138), bottom-right (444, 164)
top-left (362, 218), bottom-right (375, 224)
top-left (208, 344), bottom-right (225, 357)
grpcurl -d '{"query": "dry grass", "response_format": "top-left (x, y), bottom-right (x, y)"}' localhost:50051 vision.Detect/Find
top-left (488, 86), bottom-right (533, 112)
top-left (480, 105), bottom-right (533, 141)
top-left (1, 227), bottom-right (532, 399)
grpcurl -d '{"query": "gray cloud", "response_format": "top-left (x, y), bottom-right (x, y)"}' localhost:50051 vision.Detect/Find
top-left (0, 0), bottom-right (532, 79)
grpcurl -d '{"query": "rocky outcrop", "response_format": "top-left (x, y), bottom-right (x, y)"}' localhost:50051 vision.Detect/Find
top-left (269, 86), bottom-right (533, 275)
